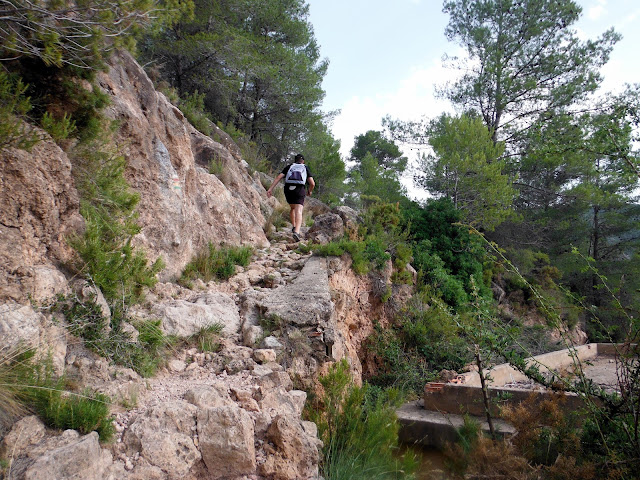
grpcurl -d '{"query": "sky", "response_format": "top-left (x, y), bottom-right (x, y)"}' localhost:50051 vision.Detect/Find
top-left (306, 0), bottom-right (640, 160)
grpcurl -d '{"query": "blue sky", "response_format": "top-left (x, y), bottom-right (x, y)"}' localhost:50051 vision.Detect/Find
top-left (307, 0), bottom-right (640, 158)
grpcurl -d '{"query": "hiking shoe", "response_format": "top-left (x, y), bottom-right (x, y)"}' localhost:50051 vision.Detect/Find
top-left (292, 232), bottom-right (300, 242)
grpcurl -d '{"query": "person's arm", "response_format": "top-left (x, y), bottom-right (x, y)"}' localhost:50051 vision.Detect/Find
top-left (266, 173), bottom-right (285, 197)
top-left (307, 176), bottom-right (315, 195)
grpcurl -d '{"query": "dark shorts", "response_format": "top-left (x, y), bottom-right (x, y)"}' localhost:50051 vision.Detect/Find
top-left (284, 184), bottom-right (306, 205)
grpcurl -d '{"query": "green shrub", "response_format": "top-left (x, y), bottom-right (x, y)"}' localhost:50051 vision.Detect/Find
top-left (311, 239), bottom-right (371, 275)
top-left (364, 291), bottom-right (472, 394)
top-left (363, 237), bottom-right (391, 271)
top-left (181, 91), bottom-right (212, 136)
top-left (180, 243), bottom-right (253, 284)
top-left (0, 70), bottom-right (39, 151)
top-left (41, 111), bottom-right (76, 142)
top-left (5, 351), bottom-right (114, 442)
top-left (401, 198), bottom-right (490, 308)
top-left (307, 360), bottom-right (418, 480)
top-left (71, 134), bottom-right (164, 305)
top-left (209, 156), bottom-right (224, 176)
top-left (55, 295), bottom-right (171, 378)
top-left (190, 323), bottom-right (224, 353)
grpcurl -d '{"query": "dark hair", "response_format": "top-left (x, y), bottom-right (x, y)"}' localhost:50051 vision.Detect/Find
top-left (294, 153), bottom-right (305, 163)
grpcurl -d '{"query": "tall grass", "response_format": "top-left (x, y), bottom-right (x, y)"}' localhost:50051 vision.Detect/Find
top-left (0, 349), bottom-right (114, 442)
top-left (179, 243), bottom-right (252, 285)
top-left (307, 360), bottom-right (418, 480)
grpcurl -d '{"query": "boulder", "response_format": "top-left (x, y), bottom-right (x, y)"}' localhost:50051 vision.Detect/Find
top-left (0, 416), bottom-right (45, 459)
top-left (259, 388), bottom-right (300, 417)
top-left (23, 432), bottom-right (114, 480)
top-left (153, 292), bottom-right (241, 337)
top-left (260, 415), bottom-right (321, 480)
top-left (123, 402), bottom-right (200, 478)
top-left (0, 303), bottom-right (67, 374)
top-left (0, 303), bottom-right (41, 352)
top-left (254, 349), bottom-right (277, 364)
top-left (304, 197), bottom-right (332, 216)
top-left (197, 406), bottom-right (256, 477)
top-left (307, 213), bottom-right (344, 245)
top-left (332, 205), bottom-right (361, 230)
top-left (184, 384), bottom-right (234, 409)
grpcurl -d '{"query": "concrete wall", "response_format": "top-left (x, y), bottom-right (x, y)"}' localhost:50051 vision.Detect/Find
top-left (423, 383), bottom-right (588, 419)
top-left (461, 343), bottom-right (601, 387)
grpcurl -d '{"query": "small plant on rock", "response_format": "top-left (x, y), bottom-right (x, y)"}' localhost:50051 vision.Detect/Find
top-left (180, 243), bottom-right (253, 285)
top-left (191, 323), bottom-right (224, 353)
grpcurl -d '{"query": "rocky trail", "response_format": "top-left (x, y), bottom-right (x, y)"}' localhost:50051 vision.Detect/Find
top-left (1, 227), bottom-right (341, 480)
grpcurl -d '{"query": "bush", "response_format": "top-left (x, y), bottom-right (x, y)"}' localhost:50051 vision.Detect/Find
top-left (402, 199), bottom-right (490, 309)
top-left (0, 70), bottom-right (39, 151)
top-left (181, 91), bottom-right (212, 136)
top-left (306, 360), bottom-right (418, 480)
top-left (71, 128), bottom-right (164, 306)
top-left (41, 111), bottom-right (76, 142)
top-left (55, 295), bottom-right (172, 377)
top-left (188, 323), bottom-right (224, 353)
top-left (180, 243), bottom-right (253, 285)
top-left (364, 291), bottom-right (471, 394)
top-left (2, 351), bottom-right (114, 442)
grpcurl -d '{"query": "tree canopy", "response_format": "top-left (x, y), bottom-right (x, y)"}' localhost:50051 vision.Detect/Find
top-left (139, 0), bottom-right (327, 168)
top-left (442, 0), bottom-right (620, 144)
top-left (417, 113), bottom-right (516, 231)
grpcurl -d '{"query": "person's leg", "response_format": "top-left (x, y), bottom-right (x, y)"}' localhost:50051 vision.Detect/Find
top-left (289, 204), bottom-right (296, 228)
top-left (293, 204), bottom-right (304, 233)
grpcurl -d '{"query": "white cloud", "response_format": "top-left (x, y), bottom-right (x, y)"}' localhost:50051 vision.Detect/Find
top-left (330, 55), bottom-right (460, 158)
top-left (328, 55), bottom-right (463, 202)
top-left (587, 0), bottom-right (608, 20)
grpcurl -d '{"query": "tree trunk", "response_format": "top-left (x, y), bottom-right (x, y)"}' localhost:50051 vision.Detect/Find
top-left (476, 348), bottom-right (496, 438)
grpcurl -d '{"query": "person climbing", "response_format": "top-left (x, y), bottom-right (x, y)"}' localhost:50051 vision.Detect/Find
top-left (266, 153), bottom-right (315, 242)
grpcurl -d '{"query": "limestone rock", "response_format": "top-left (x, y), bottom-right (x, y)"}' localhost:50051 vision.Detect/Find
top-left (307, 213), bottom-right (344, 245)
top-left (259, 388), bottom-right (300, 417)
top-left (0, 416), bottom-right (45, 459)
top-left (0, 303), bottom-right (41, 352)
top-left (123, 402), bottom-right (200, 478)
top-left (23, 432), bottom-right (113, 480)
top-left (254, 349), bottom-right (277, 364)
top-left (197, 406), bottom-right (256, 477)
top-left (168, 359), bottom-right (186, 372)
top-left (260, 336), bottom-right (284, 350)
top-left (0, 130), bottom-right (82, 303)
top-left (153, 292), bottom-right (240, 337)
top-left (184, 384), bottom-right (234, 409)
top-left (332, 205), bottom-right (361, 230)
top-left (99, 50), bottom-right (269, 281)
top-left (0, 303), bottom-right (67, 375)
top-left (72, 279), bottom-right (111, 319)
top-left (260, 415), bottom-right (320, 480)
top-left (304, 197), bottom-right (332, 217)
top-left (257, 371), bottom-right (294, 393)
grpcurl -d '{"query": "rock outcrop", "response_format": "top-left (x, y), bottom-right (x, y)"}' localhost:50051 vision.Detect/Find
top-left (100, 50), bottom-right (270, 281)
top-left (0, 132), bottom-right (82, 303)
top-left (0, 48), bottom-right (273, 304)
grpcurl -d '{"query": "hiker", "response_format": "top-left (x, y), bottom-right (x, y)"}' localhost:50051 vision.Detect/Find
top-left (266, 153), bottom-right (315, 242)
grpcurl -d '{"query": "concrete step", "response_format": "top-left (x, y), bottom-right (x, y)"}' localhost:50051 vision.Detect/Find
top-left (397, 401), bottom-right (516, 449)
